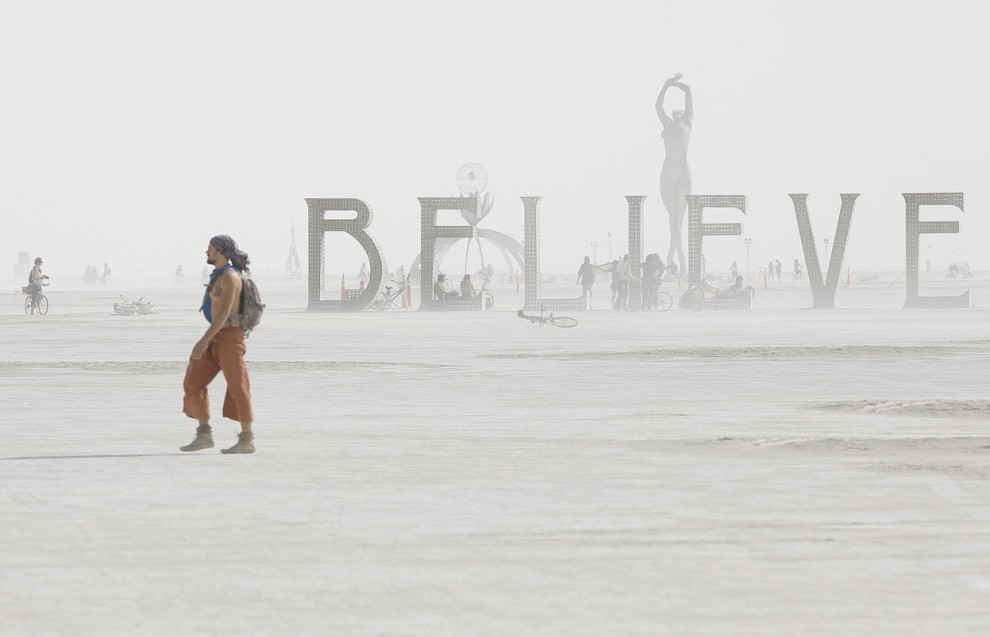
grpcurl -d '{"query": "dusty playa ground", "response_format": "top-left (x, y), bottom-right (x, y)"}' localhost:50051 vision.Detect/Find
top-left (1, 277), bottom-right (988, 636)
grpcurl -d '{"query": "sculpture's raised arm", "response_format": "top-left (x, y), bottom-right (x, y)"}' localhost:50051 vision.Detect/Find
top-left (655, 83), bottom-right (672, 127)
top-left (668, 79), bottom-right (693, 124)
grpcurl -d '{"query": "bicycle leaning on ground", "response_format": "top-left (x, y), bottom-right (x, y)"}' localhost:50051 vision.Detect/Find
top-left (23, 282), bottom-right (50, 315)
top-left (516, 307), bottom-right (578, 328)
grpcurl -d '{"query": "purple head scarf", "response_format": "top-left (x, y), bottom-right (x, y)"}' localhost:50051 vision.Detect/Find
top-left (210, 235), bottom-right (250, 272)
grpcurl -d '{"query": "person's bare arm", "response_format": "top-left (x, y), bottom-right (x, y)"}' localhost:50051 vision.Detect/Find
top-left (191, 269), bottom-right (241, 360)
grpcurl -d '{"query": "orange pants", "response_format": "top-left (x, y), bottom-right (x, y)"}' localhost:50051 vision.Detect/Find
top-left (182, 326), bottom-right (254, 424)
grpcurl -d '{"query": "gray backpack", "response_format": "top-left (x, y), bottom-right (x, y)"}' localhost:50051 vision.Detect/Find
top-left (236, 273), bottom-right (265, 337)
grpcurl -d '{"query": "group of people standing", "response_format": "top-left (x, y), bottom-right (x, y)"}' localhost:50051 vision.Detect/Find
top-left (577, 254), bottom-right (675, 311)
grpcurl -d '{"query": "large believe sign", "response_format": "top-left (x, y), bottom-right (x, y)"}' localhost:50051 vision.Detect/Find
top-left (306, 192), bottom-right (966, 311)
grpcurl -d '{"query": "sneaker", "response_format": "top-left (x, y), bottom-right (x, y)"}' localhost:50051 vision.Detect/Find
top-left (221, 432), bottom-right (255, 455)
top-left (180, 425), bottom-right (214, 452)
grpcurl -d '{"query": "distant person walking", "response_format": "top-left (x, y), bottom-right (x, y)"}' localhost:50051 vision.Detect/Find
top-left (100, 262), bottom-right (112, 285)
top-left (577, 256), bottom-right (596, 308)
top-left (793, 259), bottom-right (803, 281)
top-left (180, 235), bottom-right (256, 454)
top-left (775, 259), bottom-right (782, 282)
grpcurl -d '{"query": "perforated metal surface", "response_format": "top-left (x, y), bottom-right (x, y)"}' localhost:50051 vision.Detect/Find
top-left (790, 193), bottom-right (858, 309)
top-left (686, 195), bottom-right (746, 287)
top-left (904, 192), bottom-right (968, 309)
top-left (418, 197), bottom-right (476, 311)
top-left (522, 197), bottom-right (586, 312)
top-left (306, 198), bottom-right (385, 312)
top-left (626, 196), bottom-right (646, 309)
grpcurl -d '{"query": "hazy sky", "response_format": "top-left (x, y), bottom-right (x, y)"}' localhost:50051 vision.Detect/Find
top-left (2, 0), bottom-right (988, 279)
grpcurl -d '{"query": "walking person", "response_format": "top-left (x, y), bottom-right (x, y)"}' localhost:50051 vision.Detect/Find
top-left (180, 235), bottom-right (256, 454)
top-left (577, 256), bottom-right (596, 309)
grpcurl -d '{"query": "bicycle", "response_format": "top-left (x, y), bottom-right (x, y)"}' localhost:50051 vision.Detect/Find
top-left (371, 280), bottom-right (407, 311)
top-left (516, 307), bottom-right (578, 328)
top-left (477, 281), bottom-right (495, 310)
top-left (651, 290), bottom-right (674, 312)
top-left (23, 282), bottom-right (50, 315)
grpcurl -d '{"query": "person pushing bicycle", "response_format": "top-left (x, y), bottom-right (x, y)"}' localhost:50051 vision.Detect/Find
top-left (28, 257), bottom-right (49, 312)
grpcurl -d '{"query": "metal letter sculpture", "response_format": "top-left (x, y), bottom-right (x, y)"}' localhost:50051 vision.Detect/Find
top-left (626, 196), bottom-right (646, 309)
top-left (522, 197), bottom-right (587, 312)
top-left (686, 195), bottom-right (746, 287)
top-left (306, 198), bottom-right (385, 312)
top-left (789, 194), bottom-right (858, 309)
top-left (904, 192), bottom-right (968, 308)
top-left (418, 197), bottom-right (476, 311)
top-left (408, 191), bottom-right (525, 285)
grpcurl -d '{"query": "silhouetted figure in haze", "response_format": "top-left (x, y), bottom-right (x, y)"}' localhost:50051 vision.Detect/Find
top-left (615, 254), bottom-right (632, 310)
top-left (460, 274), bottom-right (475, 299)
top-left (434, 273), bottom-right (456, 301)
top-left (577, 256), bottom-right (596, 308)
top-left (641, 253), bottom-right (662, 311)
top-left (656, 73), bottom-right (693, 276)
top-left (597, 259), bottom-right (622, 307)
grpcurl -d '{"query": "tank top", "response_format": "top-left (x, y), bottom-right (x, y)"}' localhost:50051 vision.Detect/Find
top-left (201, 265), bottom-right (233, 323)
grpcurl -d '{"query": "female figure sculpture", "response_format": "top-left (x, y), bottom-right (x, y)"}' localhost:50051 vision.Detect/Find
top-left (655, 73), bottom-right (693, 276)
